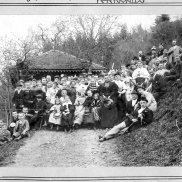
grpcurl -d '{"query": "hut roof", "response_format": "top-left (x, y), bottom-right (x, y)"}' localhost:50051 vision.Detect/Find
top-left (28, 50), bottom-right (106, 72)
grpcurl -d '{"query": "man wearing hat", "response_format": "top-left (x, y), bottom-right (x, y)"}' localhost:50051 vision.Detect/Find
top-left (12, 82), bottom-right (24, 112)
top-left (29, 94), bottom-right (46, 129)
top-left (99, 96), bottom-right (153, 142)
top-left (125, 90), bottom-right (140, 115)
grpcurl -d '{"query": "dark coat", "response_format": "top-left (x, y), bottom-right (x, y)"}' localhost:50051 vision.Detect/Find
top-left (127, 107), bottom-right (154, 132)
top-left (33, 89), bottom-right (46, 101)
top-left (97, 81), bottom-right (118, 99)
top-left (12, 90), bottom-right (24, 108)
top-left (125, 99), bottom-right (139, 115)
top-left (98, 82), bottom-right (119, 128)
top-left (23, 89), bottom-right (35, 107)
top-left (33, 100), bottom-right (46, 116)
top-left (83, 97), bottom-right (94, 108)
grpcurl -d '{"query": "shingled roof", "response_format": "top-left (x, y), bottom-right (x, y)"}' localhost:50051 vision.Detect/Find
top-left (28, 50), bottom-right (106, 72)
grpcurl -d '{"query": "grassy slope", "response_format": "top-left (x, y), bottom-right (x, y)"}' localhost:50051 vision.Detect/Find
top-left (114, 81), bottom-right (182, 166)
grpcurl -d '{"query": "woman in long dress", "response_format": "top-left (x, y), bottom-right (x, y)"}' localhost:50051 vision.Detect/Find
top-left (73, 91), bottom-right (86, 128)
top-left (60, 89), bottom-right (75, 132)
top-left (97, 77), bottom-right (119, 128)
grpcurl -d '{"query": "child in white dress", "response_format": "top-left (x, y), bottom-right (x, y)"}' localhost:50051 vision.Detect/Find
top-left (48, 98), bottom-right (62, 130)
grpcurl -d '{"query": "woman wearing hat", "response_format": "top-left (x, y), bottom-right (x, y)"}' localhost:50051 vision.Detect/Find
top-left (99, 96), bottom-right (153, 142)
top-left (137, 86), bottom-right (157, 112)
top-left (97, 77), bottom-right (119, 128)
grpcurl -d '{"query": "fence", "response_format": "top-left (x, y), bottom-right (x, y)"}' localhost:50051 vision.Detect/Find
top-left (0, 99), bottom-right (12, 126)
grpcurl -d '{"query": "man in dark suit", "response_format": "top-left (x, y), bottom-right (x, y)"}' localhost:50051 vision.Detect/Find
top-left (12, 82), bottom-right (24, 112)
top-left (99, 97), bottom-right (153, 142)
top-left (29, 94), bottom-right (46, 129)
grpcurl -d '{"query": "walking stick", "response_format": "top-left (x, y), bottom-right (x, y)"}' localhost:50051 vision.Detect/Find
top-left (118, 115), bottom-right (143, 135)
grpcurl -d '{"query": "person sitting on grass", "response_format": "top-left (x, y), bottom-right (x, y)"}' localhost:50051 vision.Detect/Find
top-left (12, 113), bottom-right (30, 141)
top-left (98, 97), bottom-right (153, 142)
top-left (22, 107), bottom-right (33, 124)
top-left (8, 111), bottom-right (19, 136)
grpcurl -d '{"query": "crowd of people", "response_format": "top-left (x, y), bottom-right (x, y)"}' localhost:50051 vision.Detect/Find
top-left (8, 39), bottom-right (182, 142)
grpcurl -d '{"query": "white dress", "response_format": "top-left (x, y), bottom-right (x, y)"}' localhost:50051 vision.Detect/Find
top-left (48, 104), bottom-right (62, 125)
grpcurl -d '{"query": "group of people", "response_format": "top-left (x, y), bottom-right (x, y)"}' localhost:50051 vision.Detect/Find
top-left (9, 39), bottom-right (182, 141)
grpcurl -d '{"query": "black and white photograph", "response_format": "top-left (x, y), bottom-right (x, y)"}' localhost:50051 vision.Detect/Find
top-left (1, 13), bottom-right (182, 169)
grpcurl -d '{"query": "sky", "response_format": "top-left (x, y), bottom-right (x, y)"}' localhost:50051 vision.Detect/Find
top-left (0, 15), bottom-right (157, 39)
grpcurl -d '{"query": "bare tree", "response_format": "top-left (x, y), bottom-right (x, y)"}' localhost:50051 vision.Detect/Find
top-left (70, 15), bottom-right (118, 72)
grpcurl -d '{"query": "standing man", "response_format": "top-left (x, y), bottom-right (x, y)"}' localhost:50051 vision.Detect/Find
top-left (12, 82), bottom-right (24, 112)
top-left (168, 39), bottom-right (182, 64)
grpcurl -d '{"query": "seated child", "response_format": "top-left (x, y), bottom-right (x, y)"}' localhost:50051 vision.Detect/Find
top-left (60, 89), bottom-right (75, 132)
top-left (48, 98), bottom-right (62, 131)
top-left (8, 111), bottom-right (19, 136)
top-left (73, 91), bottom-right (86, 129)
top-left (22, 107), bottom-right (33, 124)
top-left (12, 113), bottom-right (30, 141)
top-left (83, 90), bottom-right (94, 129)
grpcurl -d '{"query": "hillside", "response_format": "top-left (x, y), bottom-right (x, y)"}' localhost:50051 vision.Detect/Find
top-left (114, 80), bottom-right (182, 166)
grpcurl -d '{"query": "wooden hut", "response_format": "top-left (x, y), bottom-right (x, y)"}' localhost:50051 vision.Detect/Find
top-left (27, 50), bottom-right (106, 79)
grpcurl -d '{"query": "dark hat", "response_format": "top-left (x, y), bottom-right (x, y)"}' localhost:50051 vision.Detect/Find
top-left (36, 94), bottom-right (43, 99)
top-left (131, 90), bottom-right (138, 95)
top-left (140, 97), bottom-right (148, 102)
top-left (54, 75), bottom-right (60, 79)
top-left (32, 79), bottom-right (36, 82)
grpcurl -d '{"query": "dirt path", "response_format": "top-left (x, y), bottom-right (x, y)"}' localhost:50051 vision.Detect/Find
top-left (9, 129), bottom-right (123, 167)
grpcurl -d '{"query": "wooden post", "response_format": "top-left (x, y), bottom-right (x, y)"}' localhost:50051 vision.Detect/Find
top-left (4, 99), bottom-right (9, 125)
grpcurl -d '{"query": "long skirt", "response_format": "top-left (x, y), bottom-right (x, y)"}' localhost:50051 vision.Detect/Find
top-left (73, 106), bottom-right (85, 125)
top-left (100, 105), bottom-right (118, 128)
top-left (61, 113), bottom-right (74, 127)
top-left (83, 112), bottom-right (95, 124)
top-left (117, 94), bottom-right (126, 123)
top-left (49, 113), bottom-right (61, 125)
